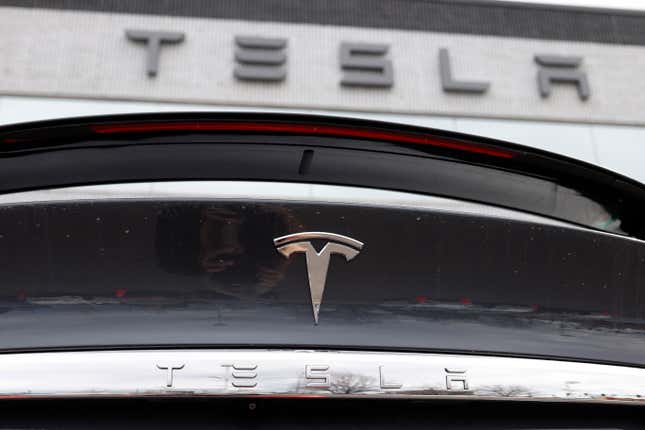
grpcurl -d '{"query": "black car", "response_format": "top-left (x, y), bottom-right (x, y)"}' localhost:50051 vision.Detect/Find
top-left (0, 113), bottom-right (643, 428)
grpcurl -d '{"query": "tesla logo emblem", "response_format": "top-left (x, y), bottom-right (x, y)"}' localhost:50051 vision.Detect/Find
top-left (274, 232), bottom-right (363, 324)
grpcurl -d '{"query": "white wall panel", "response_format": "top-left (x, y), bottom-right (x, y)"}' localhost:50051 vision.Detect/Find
top-left (591, 125), bottom-right (645, 183)
top-left (1, 6), bottom-right (645, 125)
top-left (455, 117), bottom-right (597, 163)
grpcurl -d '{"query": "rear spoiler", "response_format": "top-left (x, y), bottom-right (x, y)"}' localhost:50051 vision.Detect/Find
top-left (1, 112), bottom-right (644, 239)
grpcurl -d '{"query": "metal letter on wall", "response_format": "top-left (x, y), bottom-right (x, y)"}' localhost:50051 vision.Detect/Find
top-left (535, 55), bottom-right (590, 101)
top-left (125, 30), bottom-right (185, 78)
top-left (439, 48), bottom-right (489, 94)
top-left (340, 42), bottom-right (393, 88)
top-left (234, 36), bottom-right (287, 82)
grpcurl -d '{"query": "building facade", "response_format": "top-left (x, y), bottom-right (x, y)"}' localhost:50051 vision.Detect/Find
top-left (1, 0), bottom-right (644, 182)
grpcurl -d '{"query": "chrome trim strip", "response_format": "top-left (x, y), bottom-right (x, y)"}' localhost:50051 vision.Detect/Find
top-left (0, 181), bottom-right (572, 226)
top-left (0, 349), bottom-right (642, 403)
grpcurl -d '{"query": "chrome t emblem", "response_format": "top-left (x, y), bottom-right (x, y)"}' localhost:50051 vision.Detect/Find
top-left (274, 232), bottom-right (363, 324)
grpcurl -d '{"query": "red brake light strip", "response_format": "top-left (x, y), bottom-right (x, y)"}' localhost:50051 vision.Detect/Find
top-left (90, 121), bottom-right (515, 159)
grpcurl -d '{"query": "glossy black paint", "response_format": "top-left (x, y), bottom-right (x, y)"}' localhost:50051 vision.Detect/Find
top-left (0, 398), bottom-right (642, 429)
top-left (1, 113), bottom-right (644, 239)
top-left (0, 397), bottom-right (645, 430)
top-left (0, 199), bottom-right (644, 365)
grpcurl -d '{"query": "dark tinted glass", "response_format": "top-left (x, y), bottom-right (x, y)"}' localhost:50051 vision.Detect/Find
top-left (1, 195), bottom-right (643, 365)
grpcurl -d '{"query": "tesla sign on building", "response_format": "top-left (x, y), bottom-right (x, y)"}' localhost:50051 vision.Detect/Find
top-left (125, 29), bottom-right (591, 102)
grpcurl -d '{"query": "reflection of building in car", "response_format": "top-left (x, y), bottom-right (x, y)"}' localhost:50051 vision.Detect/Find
top-left (155, 204), bottom-right (300, 299)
